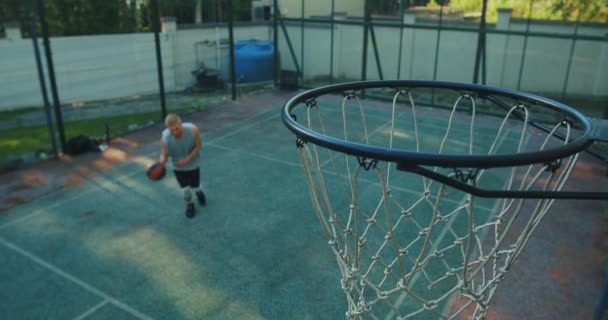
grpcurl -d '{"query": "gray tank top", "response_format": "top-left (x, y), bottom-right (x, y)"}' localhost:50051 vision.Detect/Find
top-left (162, 123), bottom-right (200, 171)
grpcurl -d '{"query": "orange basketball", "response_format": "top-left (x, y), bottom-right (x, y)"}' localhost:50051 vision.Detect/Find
top-left (146, 161), bottom-right (166, 181)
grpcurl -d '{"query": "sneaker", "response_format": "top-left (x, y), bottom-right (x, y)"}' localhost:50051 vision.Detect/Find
top-left (186, 202), bottom-right (195, 218)
top-left (196, 190), bottom-right (206, 206)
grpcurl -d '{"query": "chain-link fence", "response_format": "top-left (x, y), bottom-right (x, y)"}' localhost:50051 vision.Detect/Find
top-left (0, 0), bottom-right (273, 171)
top-left (1, 0), bottom-right (606, 171)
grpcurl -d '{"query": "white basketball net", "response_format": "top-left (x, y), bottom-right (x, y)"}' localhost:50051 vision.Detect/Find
top-left (295, 89), bottom-right (579, 319)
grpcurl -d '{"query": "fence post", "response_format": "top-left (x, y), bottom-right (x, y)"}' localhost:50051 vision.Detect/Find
top-left (273, 0), bottom-right (279, 87)
top-left (516, 1), bottom-right (534, 91)
top-left (473, 0), bottom-right (488, 84)
top-left (37, 0), bottom-right (66, 153)
top-left (228, 0), bottom-right (237, 100)
top-left (496, 8), bottom-right (512, 87)
top-left (300, 0), bottom-right (305, 84)
top-left (330, 0), bottom-right (335, 83)
top-left (29, 20), bottom-right (57, 158)
top-left (151, 0), bottom-right (167, 120)
top-left (361, 0), bottom-right (370, 81)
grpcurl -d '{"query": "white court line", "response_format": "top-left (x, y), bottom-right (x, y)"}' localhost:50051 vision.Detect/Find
top-left (206, 142), bottom-right (302, 168)
top-left (205, 112), bottom-right (280, 144)
top-left (73, 299), bottom-right (109, 320)
top-left (0, 236), bottom-right (153, 320)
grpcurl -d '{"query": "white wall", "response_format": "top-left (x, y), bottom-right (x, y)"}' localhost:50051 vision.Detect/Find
top-left (0, 32), bottom-right (174, 110)
top-left (0, 13), bottom-right (606, 111)
top-left (0, 21), bottom-right (270, 110)
top-left (277, 14), bottom-right (607, 98)
top-left (0, 39), bottom-right (43, 108)
top-left (277, 0), bottom-right (364, 18)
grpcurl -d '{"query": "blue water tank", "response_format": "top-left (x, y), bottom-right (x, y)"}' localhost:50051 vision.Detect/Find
top-left (234, 40), bottom-right (274, 83)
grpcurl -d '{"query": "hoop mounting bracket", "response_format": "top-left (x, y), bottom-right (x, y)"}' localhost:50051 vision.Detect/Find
top-left (394, 88), bottom-right (410, 96)
top-left (397, 163), bottom-right (607, 199)
top-left (344, 90), bottom-right (358, 100)
top-left (357, 157), bottom-right (378, 170)
top-left (544, 159), bottom-right (562, 173)
top-left (452, 168), bottom-right (480, 183)
top-left (305, 98), bottom-right (318, 108)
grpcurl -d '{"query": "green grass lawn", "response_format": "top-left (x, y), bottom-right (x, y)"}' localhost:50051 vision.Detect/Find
top-left (0, 111), bottom-right (162, 161)
top-left (0, 85), bottom-right (270, 162)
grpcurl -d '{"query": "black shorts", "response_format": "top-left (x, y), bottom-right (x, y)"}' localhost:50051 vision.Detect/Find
top-left (173, 168), bottom-right (200, 188)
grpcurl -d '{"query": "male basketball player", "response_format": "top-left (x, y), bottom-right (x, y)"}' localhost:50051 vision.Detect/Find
top-left (159, 114), bottom-right (206, 218)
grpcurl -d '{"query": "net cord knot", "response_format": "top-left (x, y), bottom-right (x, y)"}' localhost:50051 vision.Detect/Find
top-left (357, 157), bottom-right (379, 170)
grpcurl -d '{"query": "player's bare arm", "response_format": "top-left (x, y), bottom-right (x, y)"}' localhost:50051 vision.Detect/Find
top-left (159, 138), bottom-right (169, 164)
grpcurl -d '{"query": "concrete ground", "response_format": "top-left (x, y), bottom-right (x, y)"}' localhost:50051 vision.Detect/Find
top-left (0, 88), bottom-right (606, 319)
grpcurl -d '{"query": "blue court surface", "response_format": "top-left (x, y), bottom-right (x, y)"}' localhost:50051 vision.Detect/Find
top-left (0, 90), bottom-right (605, 319)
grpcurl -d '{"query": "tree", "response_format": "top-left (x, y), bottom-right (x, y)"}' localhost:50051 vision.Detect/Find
top-left (141, 0), bottom-right (252, 25)
top-left (0, 0), bottom-right (139, 36)
top-left (138, 0), bottom-right (152, 32)
top-left (0, 0), bottom-right (34, 36)
top-left (202, 0), bottom-right (229, 23)
top-left (159, 0), bottom-right (196, 24)
top-left (118, 0), bottom-right (135, 32)
top-left (368, 0), bottom-right (401, 15)
top-left (197, 0), bottom-right (251, 23)
top-left (547, 0), bottom-right (608, 22)
top-left (446, 0), bottom-right (608, 22)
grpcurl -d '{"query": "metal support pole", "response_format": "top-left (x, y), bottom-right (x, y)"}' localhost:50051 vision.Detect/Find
top-left (37, 0), bottom-right (65, 153)
top-left (473, 0), bottom-right (488, 84)
top-left (396, 1), bottom-right (405, 80)
top-left (517, 0), bottom-right (534, 91)
top-left (30, 19), bottom-right (57, 157)
top-left (361, 0), bottom-right (370, 81)
top-left (432, 3), bottom-right (444, 81)
top-left (273, 0), bottom-right (279, 87)
top-left (279, 17), bottom-right (301, 76)
top-left (369, 21), bottom-right (384, 80)
top-left (151, 0), bottom-right (167, 120)
top-left (330, 0), bottom-right (335, 83)
top-left (228, 0), bottom-right (237, 100)
top-left (300, 0), bottom-right (305, 84)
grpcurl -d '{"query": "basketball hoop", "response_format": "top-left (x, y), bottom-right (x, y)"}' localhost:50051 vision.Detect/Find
top-left (282, 80), bottom-right (607, 319)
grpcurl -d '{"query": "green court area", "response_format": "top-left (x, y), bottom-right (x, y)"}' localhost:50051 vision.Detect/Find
top-left (0, 91), bottom-right (605, 319)
top-left (0, 106), bottom-right (348, 319)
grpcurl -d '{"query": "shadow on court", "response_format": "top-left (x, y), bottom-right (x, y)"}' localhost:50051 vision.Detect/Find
top-left (0, 89), bottom-right (606, 319)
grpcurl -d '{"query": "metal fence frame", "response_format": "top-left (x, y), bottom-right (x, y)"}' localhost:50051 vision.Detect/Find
top-left (23, 0), bottom-right (608, 158)
top-left (272, 0), bottom-right (606, 96)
